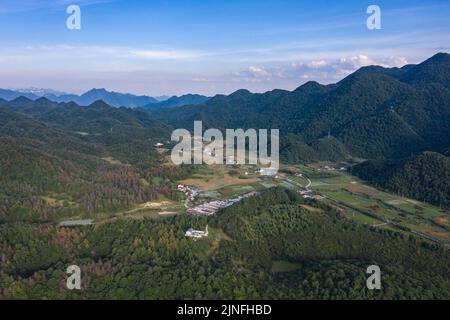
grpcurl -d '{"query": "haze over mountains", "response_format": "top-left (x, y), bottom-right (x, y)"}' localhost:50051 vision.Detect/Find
top-left (0, 87), bottom-right (209, 109)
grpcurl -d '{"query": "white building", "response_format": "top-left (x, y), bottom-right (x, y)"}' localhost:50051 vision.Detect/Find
top-left (185, 225), bottom-right (209, 239)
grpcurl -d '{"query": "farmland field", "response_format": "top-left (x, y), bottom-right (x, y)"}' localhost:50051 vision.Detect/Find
top-left (294, 164), bottom-right (450, 245)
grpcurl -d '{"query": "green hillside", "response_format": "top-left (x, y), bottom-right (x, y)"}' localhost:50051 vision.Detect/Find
top-left (0, 107), bottom-right (177, 222)
top-left (351, 152), bottom-right (450, 208)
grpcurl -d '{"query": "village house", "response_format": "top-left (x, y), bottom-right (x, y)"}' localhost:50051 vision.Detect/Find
top-left (185, 225), bottom-right (209, 239)
top-left (178, 184), bottom-right (198, 201)
top-left (188, 191), bottom-right (259, 216)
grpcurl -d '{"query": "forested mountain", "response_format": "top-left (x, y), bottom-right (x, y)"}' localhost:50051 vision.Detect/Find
top-left (142, 94), bottom-right (209, 110)
top-left (0, 101), bottom-right (178, 221)
top-left (351, 152), bottom-right (450, 208)
top-left (151, 53), bottom-right (450, 160)
top-left (280, 135), bottom-right (351, 163)
top-left (1, 97), bottom-right (170, 136)
top-left (1, 188), bottom-right (448, 299)
top-left (400, 52), bottom-right (450, 88)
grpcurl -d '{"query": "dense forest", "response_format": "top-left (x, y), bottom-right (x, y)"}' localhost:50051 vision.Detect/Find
top-left (0, 188), bottom-right (448, 299)
top-left (351, 152), bottom-right (450, 208)
top-left (280, 135), bottom-right (351, 163)
top-left (0, 102), bottom-right (185, 222)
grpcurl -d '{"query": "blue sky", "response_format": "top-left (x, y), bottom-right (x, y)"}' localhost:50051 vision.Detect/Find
top-left (0, 0), bottom-right (449, 95)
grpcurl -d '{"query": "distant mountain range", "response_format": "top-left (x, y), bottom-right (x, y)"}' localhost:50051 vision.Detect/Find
top-left (0, 87), bottom-right (209, 109)
top-left (16, 87), bottom-right (68, 97)
top-left (152, 52), bottom-right (450, 161)
top-left (42, 88), bottom-right (159, 108)
top-left (0, 88), bottom-right (40, 101)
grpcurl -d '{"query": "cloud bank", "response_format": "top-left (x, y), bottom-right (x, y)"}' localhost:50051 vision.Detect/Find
top-left (230, 55), bottom-right (409, 85)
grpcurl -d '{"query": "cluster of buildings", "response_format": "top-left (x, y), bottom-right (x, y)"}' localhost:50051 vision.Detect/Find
top-left (178, 184), bottom-right (198, 201)
top-left (188, 191), bottom-right (259, 216)
top-left (188, 201), bottom-right (227, 216)
top-left (185, 225), bottom-right (209, 240)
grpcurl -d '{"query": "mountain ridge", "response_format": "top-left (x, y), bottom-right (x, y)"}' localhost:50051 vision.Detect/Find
top-left (0, 87), bottom-right (211, 109)
top-left (43, 88), bottom-right (159, 108)
top-left (142, 93), bottom-right (210, 110)
top-left (150, 52), bottom-right (450, 160)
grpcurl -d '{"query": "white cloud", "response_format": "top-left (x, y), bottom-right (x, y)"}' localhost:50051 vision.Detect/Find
top-left (232, 66), bottom-right (271, 80)
top-left (229, 55), bottom-right (409, 85)
top-left (388, 56), bottom-right (409, 67)
top-left (340, 55), bottom-right (375, 68)
top-left (307, 60), bottom-right (328, 68)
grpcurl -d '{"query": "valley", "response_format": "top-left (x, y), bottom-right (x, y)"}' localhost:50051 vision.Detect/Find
top-left (172, 161), bottom-right (450, 246)
top-left (0, 52), bottom-right (449, 300)
top-left (57, 152), bottom-right (448, 248)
